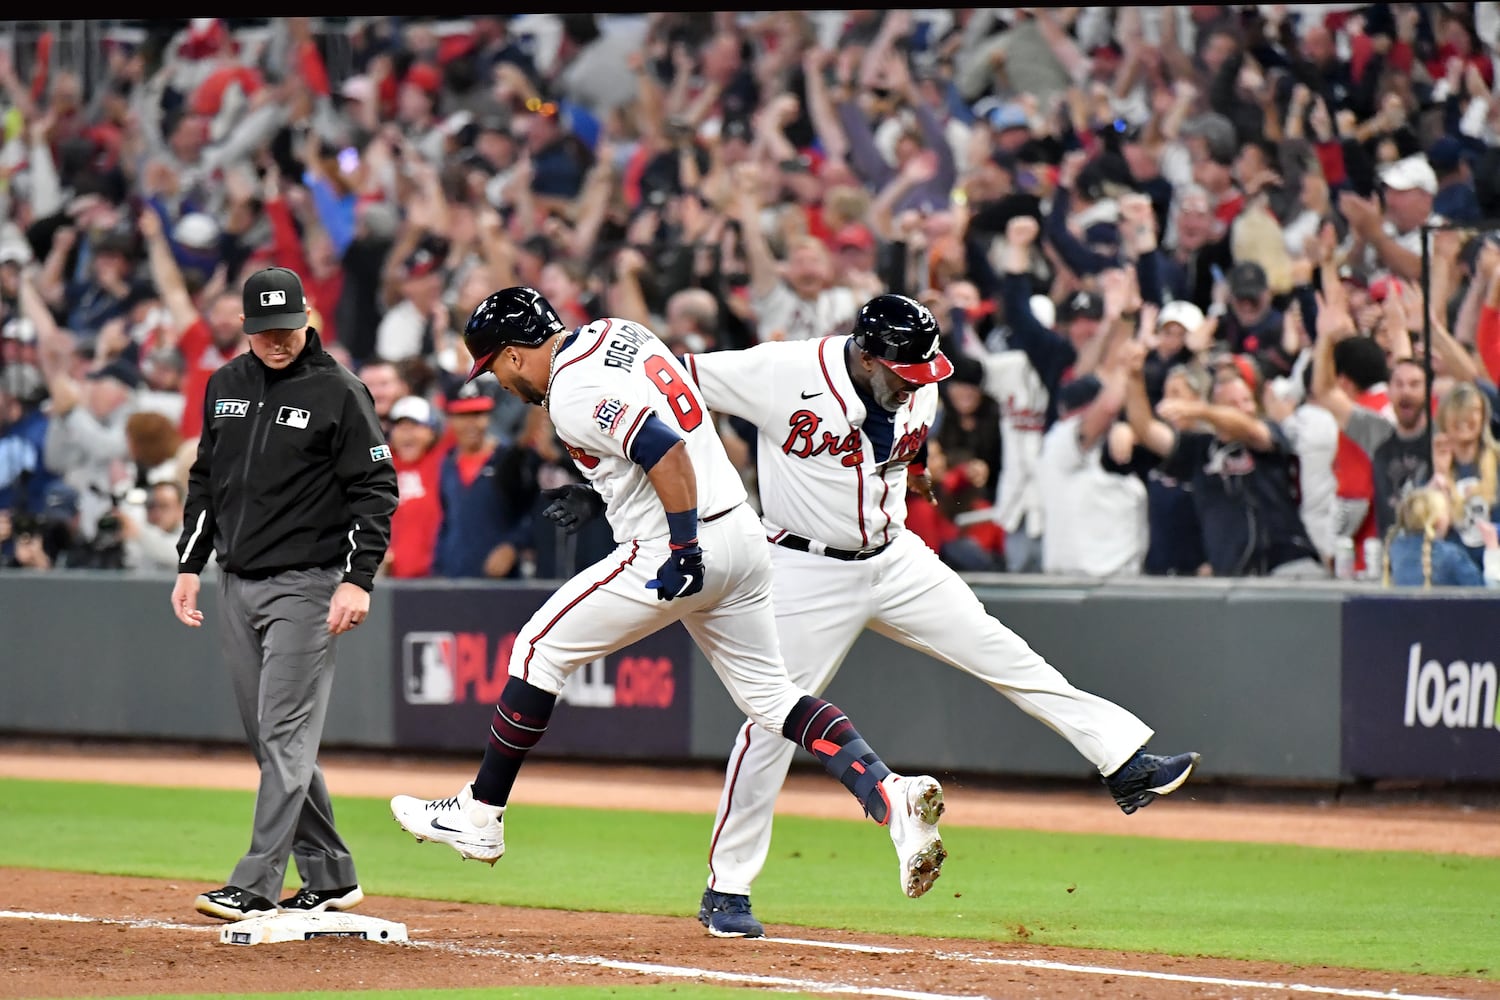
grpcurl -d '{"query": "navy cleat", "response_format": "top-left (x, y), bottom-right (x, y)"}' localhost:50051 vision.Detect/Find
top-left (698, 888), bottom-right (765, 938)
top-left (1104, 748), bottom-right (1201, 815)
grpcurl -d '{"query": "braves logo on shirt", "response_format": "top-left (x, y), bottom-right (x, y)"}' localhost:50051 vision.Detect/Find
top-left (887, 423), bottom-right (931, 466)
top-left (1203, 440), bottom-right (1256, 480)
top-left (1002, 395), bottom-right (1046, 433)
top-left (781, 410), bottom-right (863, 467)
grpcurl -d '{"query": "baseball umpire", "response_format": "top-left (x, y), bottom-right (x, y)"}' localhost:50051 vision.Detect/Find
top-left (171, 266), bottom-right (398, 921)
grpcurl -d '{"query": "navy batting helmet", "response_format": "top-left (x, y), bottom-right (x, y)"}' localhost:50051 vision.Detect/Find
top-left (464, 286), bottom-right (567, 383)
top-left (850, 294), bottom-right (953, 385)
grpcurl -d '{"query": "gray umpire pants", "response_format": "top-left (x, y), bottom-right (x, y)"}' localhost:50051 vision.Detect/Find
top-left (218, 566), bottom-right (357, 901)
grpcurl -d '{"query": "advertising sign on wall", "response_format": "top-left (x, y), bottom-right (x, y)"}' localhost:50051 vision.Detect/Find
top-left (1341, 597), bottom-right (1500, 781)
top-left (392, 585), bottom-right (693, 758)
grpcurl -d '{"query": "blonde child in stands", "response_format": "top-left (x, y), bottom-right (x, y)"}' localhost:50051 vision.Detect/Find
top-left (1382, 485), bottom-right (1500, 588)
top-left (1431, 381), bottom-right (1500, 568)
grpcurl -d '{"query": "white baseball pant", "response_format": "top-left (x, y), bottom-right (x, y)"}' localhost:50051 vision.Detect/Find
top-left (513, 504), bottom-right (805, 734)
top-left (705, 530), bottom-right (1154, 895)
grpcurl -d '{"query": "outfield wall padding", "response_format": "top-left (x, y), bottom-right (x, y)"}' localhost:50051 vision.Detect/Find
top-left (3, 573), bottom-right (1495, 785)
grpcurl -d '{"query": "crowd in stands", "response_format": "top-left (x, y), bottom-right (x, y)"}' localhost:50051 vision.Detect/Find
top-left (5, 9), bottom-right (1500, 588)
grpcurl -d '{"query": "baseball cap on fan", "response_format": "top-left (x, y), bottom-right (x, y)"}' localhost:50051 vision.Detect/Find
top-left (446, 381), bottom-right (496, 414)
top-left (242, 267), bottom-right (309, 334)
top-left (1058, 291), bottom-right (1104, 323)
top-left (1379, 154), bottom-right (1438, 195)
top-left (1159, 299), bottom-right (1206, 332)
top-left (390, 395), bottom-right (436, 428)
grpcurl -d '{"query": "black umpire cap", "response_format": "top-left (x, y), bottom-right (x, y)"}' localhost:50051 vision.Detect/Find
top-left (241, 265), bottom-right (309, 335)
top-left (242, 267), bottom-right (309, 334)
top-left (464, 286), bottom-right (567, 383)
top-left (850, 294), bottom-right (954, 385)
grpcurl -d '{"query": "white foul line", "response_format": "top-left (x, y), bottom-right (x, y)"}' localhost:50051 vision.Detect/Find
top-left (1, 910), bottom-right (1481, 1000)
top-left (771, 938), bottom-right (1477, 1000)
top-left (409, 939), bottom-right (987, 1000)
top-left (929, 950), bottom-right (1475, 1000)
top-left (0, 910), bottom-right (212, 933)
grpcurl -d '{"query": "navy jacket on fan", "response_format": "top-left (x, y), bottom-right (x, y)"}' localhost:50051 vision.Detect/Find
top-left (1158, 425), bottom-right (1318, 577)
top-left (433, 444), bottom-right (534, 579)
top-left (1105, 442), bottom-right (1207, 576)
top-left (177, 328), bottom-right (398, 591)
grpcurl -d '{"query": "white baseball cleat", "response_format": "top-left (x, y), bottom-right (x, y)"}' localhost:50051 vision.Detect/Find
top-left (390, 783), bottom-right (506, 865)
top-left (883, 773), bottom-right (947, 898)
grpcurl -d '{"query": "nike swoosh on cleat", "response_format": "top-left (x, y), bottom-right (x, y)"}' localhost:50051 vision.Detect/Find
top-left (430, 818), bottom-right (465, 833)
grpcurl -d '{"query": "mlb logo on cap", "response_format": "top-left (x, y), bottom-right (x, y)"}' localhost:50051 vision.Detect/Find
top-left (243, 267), bottom-right (309, 334)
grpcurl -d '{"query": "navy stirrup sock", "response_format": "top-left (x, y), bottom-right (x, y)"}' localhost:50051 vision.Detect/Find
top-left (472, 677), bottom-right (558, 806)
top-left (782, 695), bottom-right (893, 824)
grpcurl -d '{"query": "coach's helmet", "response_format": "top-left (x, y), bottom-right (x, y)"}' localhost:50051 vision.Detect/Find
top-left (850, 294), bottom-right (953, 384)
top-left (464, 286), bottom-right (568, 383)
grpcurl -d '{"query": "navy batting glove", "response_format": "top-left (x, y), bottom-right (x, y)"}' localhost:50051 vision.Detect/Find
top-left (647, 544), bottom-right (705, 601)
top-left (540, 485), bottom-right (605, 535)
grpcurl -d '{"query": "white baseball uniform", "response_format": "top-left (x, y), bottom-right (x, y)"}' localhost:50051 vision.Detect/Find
top-left (979, 349), bottom-right (1048, 541)
top-left (513, 318), bottom-right (803, 734)
top-left (685, 334), bottom-right (1155, 896)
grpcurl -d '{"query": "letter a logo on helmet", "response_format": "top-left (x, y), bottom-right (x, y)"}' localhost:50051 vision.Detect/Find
top-left (463, 286), bottom-right (568, 383)
top-left (851, 294), bottom-right (954, 385)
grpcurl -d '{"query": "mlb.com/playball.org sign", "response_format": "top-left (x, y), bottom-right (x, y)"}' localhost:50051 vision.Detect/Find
top-left (390, 585), bottom-right (692, 758)
top-left (1341, 597), bottom-right (1500, 781)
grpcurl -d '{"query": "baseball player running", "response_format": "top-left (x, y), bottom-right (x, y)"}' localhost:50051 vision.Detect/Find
top-left (671, 294), bottom-right (1201, 937)
top-left (389, 287), bottom-right (949, 901)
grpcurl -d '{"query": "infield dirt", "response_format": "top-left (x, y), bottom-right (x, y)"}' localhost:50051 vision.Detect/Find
top-left (3, 742), bottom-right (1498, 1000)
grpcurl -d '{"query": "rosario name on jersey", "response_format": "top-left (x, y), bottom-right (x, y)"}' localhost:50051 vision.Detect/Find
top-left (684, 336), bottom-right (936, 551)
top-left (546, 317), bottom-right (748, 542)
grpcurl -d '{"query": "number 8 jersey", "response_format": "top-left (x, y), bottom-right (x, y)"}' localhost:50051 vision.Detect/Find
top-left (545, 318), bottom-right (748, 543)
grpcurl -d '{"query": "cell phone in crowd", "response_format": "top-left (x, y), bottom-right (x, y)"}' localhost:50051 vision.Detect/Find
top-left (338, 147), bottom-right (360, 175)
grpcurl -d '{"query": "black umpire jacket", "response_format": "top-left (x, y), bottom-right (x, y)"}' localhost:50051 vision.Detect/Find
top-left (177, 328), bottom-right (398, 591)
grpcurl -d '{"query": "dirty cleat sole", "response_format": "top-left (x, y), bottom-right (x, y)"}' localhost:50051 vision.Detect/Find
top-left (888, 775), bottom-right (947, 898)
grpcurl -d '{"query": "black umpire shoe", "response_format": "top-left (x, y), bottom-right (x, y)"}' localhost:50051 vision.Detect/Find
top-left (278, 885), bottom-right (365, 913)
top-left (194, 885), bottom-right (277, 921)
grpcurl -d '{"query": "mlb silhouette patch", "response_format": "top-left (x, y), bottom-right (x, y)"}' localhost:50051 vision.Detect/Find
top-left (276, 406), bottom-right (311, 429)
top-left (260, 290), bottom-right (287, 307)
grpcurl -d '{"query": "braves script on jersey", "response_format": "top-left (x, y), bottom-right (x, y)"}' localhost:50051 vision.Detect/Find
top-left (980, 349), bottom-right (1048, 537)
top-left (547, 318), bottom-right (747, 542)
top-left (684, 336), bottom-right (934, 550)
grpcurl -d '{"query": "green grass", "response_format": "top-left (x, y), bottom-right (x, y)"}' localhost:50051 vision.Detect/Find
top-left (99, 991), bottom-right (779, 1000)
top-left (2, 778), bottom-right (1497, 979)
top-left (101, 995), bottom-right (786, 1000)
